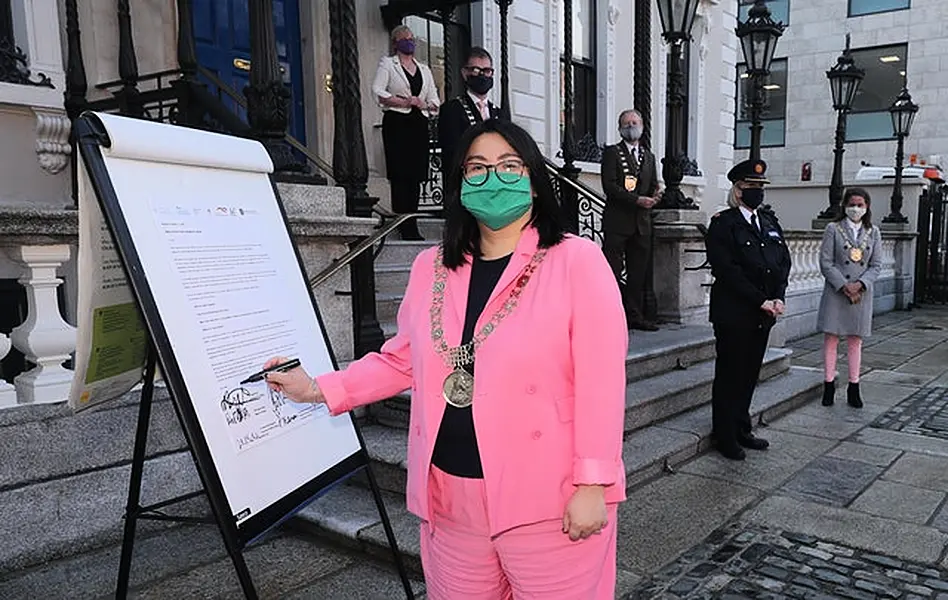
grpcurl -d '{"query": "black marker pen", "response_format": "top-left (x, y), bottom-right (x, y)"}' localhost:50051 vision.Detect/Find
top-left (239, 358), bottom-right (301, 385)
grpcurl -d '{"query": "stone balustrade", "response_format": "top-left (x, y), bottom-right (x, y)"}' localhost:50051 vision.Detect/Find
top-left (0, 207), bottom-right (79, 408)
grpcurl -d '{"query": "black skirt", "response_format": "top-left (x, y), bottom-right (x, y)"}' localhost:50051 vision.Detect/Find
top-left (382, 109), bottom-right (431, 183)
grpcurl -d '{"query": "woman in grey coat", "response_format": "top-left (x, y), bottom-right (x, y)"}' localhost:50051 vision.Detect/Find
top-left (817, 187), bottom-right (883, 408)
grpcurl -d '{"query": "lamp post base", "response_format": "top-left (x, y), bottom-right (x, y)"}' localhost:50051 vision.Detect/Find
top-left (657, 154), bottom-right (697, 210)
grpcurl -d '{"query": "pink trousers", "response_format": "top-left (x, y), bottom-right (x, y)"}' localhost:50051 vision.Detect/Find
top-left (420, 466), bottom-right (618, 600)
top-left (824, 334), bottom-right (863, 383)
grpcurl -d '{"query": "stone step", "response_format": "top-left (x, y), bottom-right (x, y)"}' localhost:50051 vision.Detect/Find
top-left (360, 347), bottom-right (795, 495)
top-left (374, 263), bottom-right (413, 298)
top-left (292, 366), bottom-right (824, 582)
top-left (0, 520), bottom-right (427, 599)
top-left (622, 346), bottom-right (792, 433)
top-left (367, 325), bottom-right (719, 430)
top-left (374, 240), bottom-right (438, 269)
top-left (0, 386), bottom-right (205, 574)
top-left (415, 217), bottom-right (444, 240)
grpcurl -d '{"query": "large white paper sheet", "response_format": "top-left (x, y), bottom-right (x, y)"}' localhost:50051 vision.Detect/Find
top-left (89, 113), bottom-right (361, 524)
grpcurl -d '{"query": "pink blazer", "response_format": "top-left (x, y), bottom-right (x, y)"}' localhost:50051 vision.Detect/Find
top-left (317, 227), bottom-right (628, 536)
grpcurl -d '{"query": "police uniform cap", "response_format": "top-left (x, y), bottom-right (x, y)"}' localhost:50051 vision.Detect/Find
top-left (727, 159), bottom-right (770, 184)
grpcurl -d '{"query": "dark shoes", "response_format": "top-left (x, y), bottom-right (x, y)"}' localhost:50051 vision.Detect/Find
top-left (847, 382), bottom-right (863, 408)
top-left (737, 432), bottom-right (770, 451)
top-left (629, 320), bottom-right (660, 332)
top-left (822, 381), bottom-right (835, 406)
top-left (716, 443), bottom-right (747, 461)
top-left (822, 381), bottom-right (862, 408)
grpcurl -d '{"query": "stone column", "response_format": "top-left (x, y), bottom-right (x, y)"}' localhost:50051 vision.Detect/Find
top-left (0, 332), bottom-right (14, 407)
top-left (9, 245), bottom-right (77, 404)
top-left (651, 210), bottom-right (711, 325)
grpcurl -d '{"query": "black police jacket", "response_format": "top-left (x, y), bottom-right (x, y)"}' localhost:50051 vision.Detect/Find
top-left (705, 207), bottom-right (792, 328)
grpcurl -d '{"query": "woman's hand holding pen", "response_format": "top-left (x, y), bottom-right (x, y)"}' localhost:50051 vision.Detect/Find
top-left (262, 356), bottom-right (325, 404)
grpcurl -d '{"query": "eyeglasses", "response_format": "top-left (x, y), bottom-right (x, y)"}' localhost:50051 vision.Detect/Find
top-left (463, 66), bottom-right (495, 77)
top-left (462, 159), bottom-right (526, 186)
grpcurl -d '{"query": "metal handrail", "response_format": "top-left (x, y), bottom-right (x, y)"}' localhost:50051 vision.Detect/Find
top-left (308, 212), bottom-right (425, 289)
top-left (543, 158), bottom-right (607, 210)
top-left (195, 65), bottom-right (335, 182)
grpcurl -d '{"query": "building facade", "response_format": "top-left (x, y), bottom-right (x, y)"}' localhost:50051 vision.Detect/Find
top-left (733, 0), bottom-right (948, 183)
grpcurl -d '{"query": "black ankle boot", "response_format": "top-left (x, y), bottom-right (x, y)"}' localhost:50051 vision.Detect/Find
top-left (848, 383), bottom-right (863, 408)
top-left (822, 382), bottom-right (835, 406)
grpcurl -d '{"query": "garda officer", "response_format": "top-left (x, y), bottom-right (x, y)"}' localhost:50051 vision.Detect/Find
top-left (705, 159), bottom-right (792, 461)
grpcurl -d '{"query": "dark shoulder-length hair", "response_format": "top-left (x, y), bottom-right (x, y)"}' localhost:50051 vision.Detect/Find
top-left (837, 187), bottom-right (873, 227)
top-left (441, 119), bottom-right (566, 268)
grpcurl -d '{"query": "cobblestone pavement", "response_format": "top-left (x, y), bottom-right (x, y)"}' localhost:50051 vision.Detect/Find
top-left (872, 386), bottom-right (948, 440)
top-left (623, 523), bottom-right (948, 599)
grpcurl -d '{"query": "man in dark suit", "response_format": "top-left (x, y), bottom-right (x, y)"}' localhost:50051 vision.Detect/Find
top-left (705, 159), bottom-right (792, 461)
top-left (600, 109), bottom-right (661, 331)
top-left (437, 46), bottom-right (503, 174)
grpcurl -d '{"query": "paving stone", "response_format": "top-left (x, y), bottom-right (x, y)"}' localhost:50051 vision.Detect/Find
top-left (679, 429), bottom-right (836, 491)
top-left (825, 441), bottom-right (902, 467)
top-left (905, 583), bottom-right (936, 596)
top-left (850, 480), bottom-right (946, 524)
top-left (615, 474), bottom-right (759, 574)
top-left (932, 503), bottom-right (948, 532)
top-left (851, 428), bottom-right (948, 459)
top-left (884, 452), bottom-right (948, 492)
top-left (780, 456), bottom-right (883, 506)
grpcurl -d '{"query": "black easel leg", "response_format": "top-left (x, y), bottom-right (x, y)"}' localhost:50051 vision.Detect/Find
top-left (115, 348), bottom-right (158, 599)
top-left (225, 545), bottom-right (259, 600)
top-left (364, 461), bottom-right (415, 599)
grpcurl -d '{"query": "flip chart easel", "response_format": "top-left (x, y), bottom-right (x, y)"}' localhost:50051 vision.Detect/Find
top-left (73, 112), bottom-right (413, 600)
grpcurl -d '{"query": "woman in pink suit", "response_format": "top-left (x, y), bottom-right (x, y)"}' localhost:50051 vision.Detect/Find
top-left (264, 119), bottom-right (628, 599)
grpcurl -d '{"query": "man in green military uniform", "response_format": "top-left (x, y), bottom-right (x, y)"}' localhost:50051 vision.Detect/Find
top-left (705, 159), bottom-right (792, 461)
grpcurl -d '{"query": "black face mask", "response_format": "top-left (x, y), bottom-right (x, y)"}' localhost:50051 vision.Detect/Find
top-left (742, 187), bottom-right (765, 210)
top-left (466, 74), bottom-right (494, 95)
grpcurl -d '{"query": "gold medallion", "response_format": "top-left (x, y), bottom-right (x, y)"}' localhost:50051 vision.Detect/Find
top-left (849, 247), bottom-right (863, 262)
top-left (442, 369), bottom-right (474, 408)
top-left (624, 175), bottom-right (638, 192)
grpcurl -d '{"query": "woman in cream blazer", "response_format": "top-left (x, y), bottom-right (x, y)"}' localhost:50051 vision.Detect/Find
top-left (372, 25), bottom-right (441, 240)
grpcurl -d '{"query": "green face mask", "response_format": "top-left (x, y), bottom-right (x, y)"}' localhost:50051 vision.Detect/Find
top-left (460, 172), bottom-right (533, 230)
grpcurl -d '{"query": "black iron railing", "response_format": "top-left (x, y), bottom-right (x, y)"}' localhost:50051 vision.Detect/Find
top-left (916, 185), bottom-right (948, 304)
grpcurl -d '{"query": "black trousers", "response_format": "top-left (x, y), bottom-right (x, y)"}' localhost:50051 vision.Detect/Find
top-left (711, 323), bottom-right (772, 446)
top-left (603, 228), bottom-right (652, 323)
top-left (390, 179), bottom-right (422, 238)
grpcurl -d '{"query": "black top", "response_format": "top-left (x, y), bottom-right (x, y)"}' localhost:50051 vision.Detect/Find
top-left (705, 207), bottom-right (792, 329)
top-left (403, 66), bottom-right (423, 112)
top-left (430, 253), bottom-right (512, 478)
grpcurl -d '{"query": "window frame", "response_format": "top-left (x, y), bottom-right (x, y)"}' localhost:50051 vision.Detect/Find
top-left (847, 0), bottom-right (910, 18)
top-left (843, 42), bottom-right (908, 144)
top-left (738, 0), bottom-right (791, 25)
top-left (559, 0), bottom-right (598, 156)
top-left (733, 57), bottom-right (789, 150)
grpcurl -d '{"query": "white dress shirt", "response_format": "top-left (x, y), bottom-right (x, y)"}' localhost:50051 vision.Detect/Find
top-left (846, 218), bottom-right (862, 240)
top-left (624, 140), bottom-right (640, 163)
top-left (739, 205), bottom-right (759, 229)
top-left (467, 91), bottom-right (491, 120)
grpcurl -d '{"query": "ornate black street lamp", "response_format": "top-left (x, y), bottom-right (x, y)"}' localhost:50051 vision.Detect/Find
top-left (654, 0), bottom-right (700, 209)
top-left (735, 0), bottom-right (784, 161)
top-left (819, 34), bottom-right (864, 220)
top-left (884, 85), bottom-right (919, 224)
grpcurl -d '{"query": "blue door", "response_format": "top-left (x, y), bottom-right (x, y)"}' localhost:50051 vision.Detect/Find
top-left (191, 0), bottom-right (307, 143)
